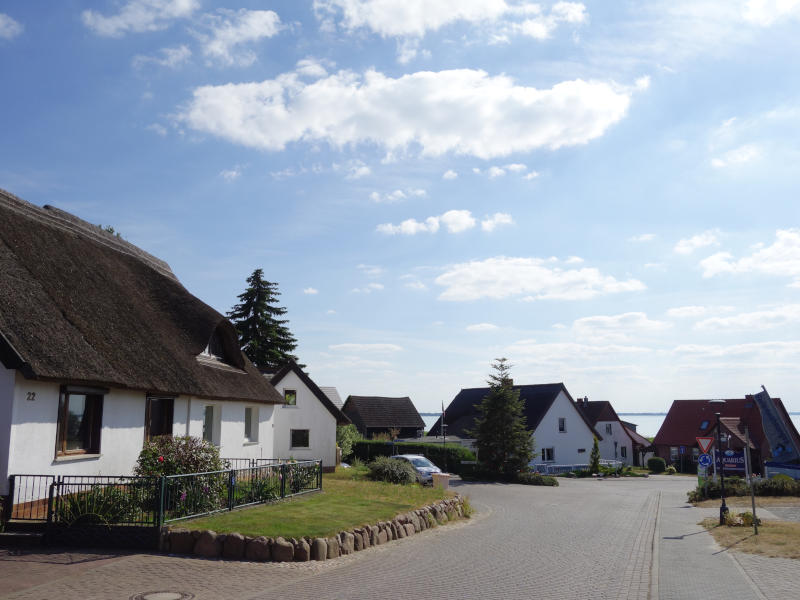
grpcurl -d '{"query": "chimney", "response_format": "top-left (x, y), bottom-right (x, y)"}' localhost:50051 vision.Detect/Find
top-left (583, 396), bottom-right (589, 406)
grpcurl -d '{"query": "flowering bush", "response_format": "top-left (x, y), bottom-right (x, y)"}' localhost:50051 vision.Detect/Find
top-left (134, 435), bottom-right (226, 477)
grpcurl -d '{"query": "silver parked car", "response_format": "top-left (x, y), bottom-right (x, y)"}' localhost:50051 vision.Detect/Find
top-left (392, 454), bottom-right (442, 484)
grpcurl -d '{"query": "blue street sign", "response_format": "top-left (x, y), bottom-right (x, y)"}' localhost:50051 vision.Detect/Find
top-left (680, 445), bottom-right (686, 454)
top-left (715, 449), bottom-right (746, 471)
top-left (698, 453), bottom-right (712, 467)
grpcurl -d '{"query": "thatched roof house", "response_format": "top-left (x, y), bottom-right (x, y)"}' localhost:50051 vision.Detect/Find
top-left (0, 189), bottom-right (280, 404)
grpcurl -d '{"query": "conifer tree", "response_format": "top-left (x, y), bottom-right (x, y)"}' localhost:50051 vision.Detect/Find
top-left (227, 269), bottom-right (302, 371)
top-left (468, 358), bottom-right (532, 478)
top-left (589, 436), bottom-right (601, 474)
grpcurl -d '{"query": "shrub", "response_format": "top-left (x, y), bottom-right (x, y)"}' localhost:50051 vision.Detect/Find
top-left (647, 457), bottom-right (666, 474)
top-left (56, 484), bottom-right (142, 525)
top-left (351, 440), bottom-right (476, 475)
top-left (367, 456), bottom-right (417, 485)
top-left (688, 475), bottom-right (800, 502)
top-left (665, 466), bottom-right (677, 475)
top-left (134, 435), bottom-right (226, 477)
top-left (336, 424), bottom-right (362, 461)
top-left (516, 472), bottom-right (559, 486)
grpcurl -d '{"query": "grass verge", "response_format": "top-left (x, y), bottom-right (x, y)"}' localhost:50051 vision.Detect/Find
top-left (179, 466), bottom-right (454, 539)
top-left (701, 518), bottom-right (800, 559)
top-left (694, 496), bottom-right (800, 508)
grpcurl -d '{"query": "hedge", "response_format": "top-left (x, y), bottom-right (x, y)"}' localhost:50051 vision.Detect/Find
top-left (688, 475), bottom-right (800, 502)
top-left (351, 440), bottom-right (476, 475)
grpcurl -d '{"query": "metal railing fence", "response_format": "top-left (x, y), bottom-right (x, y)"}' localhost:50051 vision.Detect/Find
top-left (3, 460), bottom-right (323, 531)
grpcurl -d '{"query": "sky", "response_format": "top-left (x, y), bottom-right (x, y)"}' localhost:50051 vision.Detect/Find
top-left (2, 1), bottom-right (800, 414)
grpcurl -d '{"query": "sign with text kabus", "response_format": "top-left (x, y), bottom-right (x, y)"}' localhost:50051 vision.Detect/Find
top-left (715, 449), bottom-right (746, 471)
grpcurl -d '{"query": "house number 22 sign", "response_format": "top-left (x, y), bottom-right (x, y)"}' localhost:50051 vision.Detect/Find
top-left (26, 392), bottom-right (36, 402)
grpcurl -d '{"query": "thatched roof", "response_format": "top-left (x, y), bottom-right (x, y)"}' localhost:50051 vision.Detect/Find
top-left (0, 189), bottom-right (282, 404)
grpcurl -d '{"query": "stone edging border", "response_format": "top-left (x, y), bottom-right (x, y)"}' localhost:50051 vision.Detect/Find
top-left (161, 495), bottom-right (466, 562)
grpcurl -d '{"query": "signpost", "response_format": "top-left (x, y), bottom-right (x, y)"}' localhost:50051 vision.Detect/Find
top-left (696, 437), bottom-right (714, 454)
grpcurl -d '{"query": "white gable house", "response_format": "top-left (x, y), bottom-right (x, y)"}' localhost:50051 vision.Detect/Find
top-left (270, 361), bottom-right (351, 472)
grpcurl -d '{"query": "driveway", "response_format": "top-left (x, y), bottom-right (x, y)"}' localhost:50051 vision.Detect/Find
top-left (1, 475), bottom-right (798, 599)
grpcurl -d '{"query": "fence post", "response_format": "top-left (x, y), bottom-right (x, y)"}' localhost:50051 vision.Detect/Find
top-left (157, 476), bottom-right (166, 527)
top-left (318, 461), bottom-right (323, 490)
top-left (228, 470), bottom-right (236, 510)
top-left (3, 475), bottom-right (14, 523)
top-left (280, 463), bottom-right (286, 499)
top-left (46, 478), bottom-right (58, 525)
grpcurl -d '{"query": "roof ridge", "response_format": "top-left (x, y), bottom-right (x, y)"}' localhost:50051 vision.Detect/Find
top-left (0, 188), bottom-right (178, 283)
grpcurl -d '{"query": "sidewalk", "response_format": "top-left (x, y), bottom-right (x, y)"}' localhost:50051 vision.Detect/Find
top-left (657, 483), bottom-right (800, 600)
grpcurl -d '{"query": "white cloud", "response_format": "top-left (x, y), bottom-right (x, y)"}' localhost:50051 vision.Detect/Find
top-left (700, 229), bottom-right (800, 285)
top-left (695, 304), bottom-right (800, 331)
top-left (481, 212), bottom-right (514, 232)
top-left (513, 2), bottom-right (588, 40)
top-left (404, 280), bottom-right (427, 291)
top-left (505, 163), bottom-right (527, 172)
top-left (370, 188), bottom-right (426, 203)
top-left (466, 323), bottom-right (499, 332)
top-left (0, 13), bottom-right (23, 39)
top-left (378, 209), bottom-right (476, 235)
top-left (326, 309), bottom-right (337, 315)
top-left (710, 143), bottom-right (761, 168)
top-left (357, 263), bottom-right (384, 277)
top-left (219, 166), bottom-right (242, 181)
top-left (198, 9), bottom-right (282, 67)
top-left (351, 282), bottom-right (385, 293)
top-left (743, 0), bottom-right (800, 26)
top-left (303, 287), bottom-right (319, 295)
top-left (314, 1), bottom-right (587, 52)
top-left (523, 171), bottom-right (540, 180)
top-left (477, 163), bottom-right (530, 178)
top-left (82, 0), bottom-right (198, 37)
top-left (673, 340), bottom-right (800, 360)
top-left (180, 68), bottom-right (640, 159)
top-left (296, 57), bottom-right (333, 78)
top-left (133, 45), bottom-right (192, 69)
top-left (443, 169), bottom-right (458, 180)
top-left (629, 233), bottom-right (656, 242)
top-left (339, 159), bottom-right (370, 179)
top-left (488, 166), bottom-right (506, 178)
top-left (329, 342), bottom-right (402, 353)
top-left (506, 339), bottom-right (652, 363)
top-left (674, 229), bottom-right (720, 254)
top-left (572, 312), bottom-right (670, 343)
top-left (565, 256), bottom-right (584, 264)
top-left (435, 256), bottom-right (646, 301)
top-left (667, 305), bottom-right (708, 318)
top-left (147, 123), bottom-right (168, 136)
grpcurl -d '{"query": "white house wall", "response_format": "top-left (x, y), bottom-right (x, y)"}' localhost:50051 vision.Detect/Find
top-left (0, 366), bottom-right (15, 494)
top-left (272, 371), bottom-right (337, 468)
top-left (6, 375), bottom-right (277, 501)
top-left (595, 420), bottom-right (633, 466)
top-left (7, 377), bottom-right (147, 497)
top-left (531, 391), bottom-right (596, 466)
top-left (176, 397), bottom-right (275, 460)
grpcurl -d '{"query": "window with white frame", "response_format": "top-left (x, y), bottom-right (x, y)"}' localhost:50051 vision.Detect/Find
top-left (291, 429), bottom-right (310, 449)
top-left (670, 446), bottom-right (679, 461)
top-left (541, 447), bottom-right (555, 462)
top-left (558, 417), bottom-right (566, 432)
top-left (203, 405), bottom-right (220, 446)
top-left (244, 406), bottom-right (258, 443)
top-left (284, 389), bottom-right (296, 406)
top-left (605, 423), bottom-right (612, 435)
top-left (621, 446), bottom-right (627, 458)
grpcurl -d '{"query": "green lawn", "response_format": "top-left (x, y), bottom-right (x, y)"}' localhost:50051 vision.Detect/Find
top-left (179, 466), bottom-right (454, 539)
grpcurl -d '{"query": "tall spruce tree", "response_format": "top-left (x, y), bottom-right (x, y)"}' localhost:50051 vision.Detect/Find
top-left (468, 358), bottom-right (533, 478)
top-left (227, 269), bottom-right (302, 371)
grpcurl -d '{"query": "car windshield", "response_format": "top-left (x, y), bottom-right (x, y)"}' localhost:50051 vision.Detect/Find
top-left (410, 457), bottom-right (434, 468)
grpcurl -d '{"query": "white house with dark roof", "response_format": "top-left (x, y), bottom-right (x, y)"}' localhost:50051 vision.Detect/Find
top-left (270, 361), bottom-right (350, 471)
top-left (0, 190), bottom-right (284, 494)
top-left (430, 383), bottom-right (602, 468)
top-left (575, 397), bottom-right (634, 466)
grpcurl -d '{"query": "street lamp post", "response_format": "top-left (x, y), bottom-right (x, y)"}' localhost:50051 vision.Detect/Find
top-left (709, 399), bottom-right (728, 525)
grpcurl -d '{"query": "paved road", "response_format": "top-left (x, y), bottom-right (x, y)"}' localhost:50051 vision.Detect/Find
top-left (2, 476), bottom-right (798, 599)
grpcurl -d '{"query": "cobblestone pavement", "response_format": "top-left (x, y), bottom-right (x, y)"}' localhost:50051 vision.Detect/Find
top-left (2, 476), bottom-right (798, 600)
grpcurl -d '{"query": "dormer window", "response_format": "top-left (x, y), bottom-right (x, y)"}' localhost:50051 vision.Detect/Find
top-left (202, 330), bottom-right (227, 362)
top-left (699, 420), bottom-right (709, 430)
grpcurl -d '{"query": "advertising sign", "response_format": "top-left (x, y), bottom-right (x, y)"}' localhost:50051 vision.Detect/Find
top-left (714, 449), bottom-right (745, 471)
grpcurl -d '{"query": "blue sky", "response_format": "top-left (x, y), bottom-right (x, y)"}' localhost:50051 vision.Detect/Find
top-left (3, 1), bottom-right (800, 414)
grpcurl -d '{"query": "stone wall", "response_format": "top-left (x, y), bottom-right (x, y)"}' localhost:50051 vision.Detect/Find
top-left (161, 495), bottom-right (466, 562)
